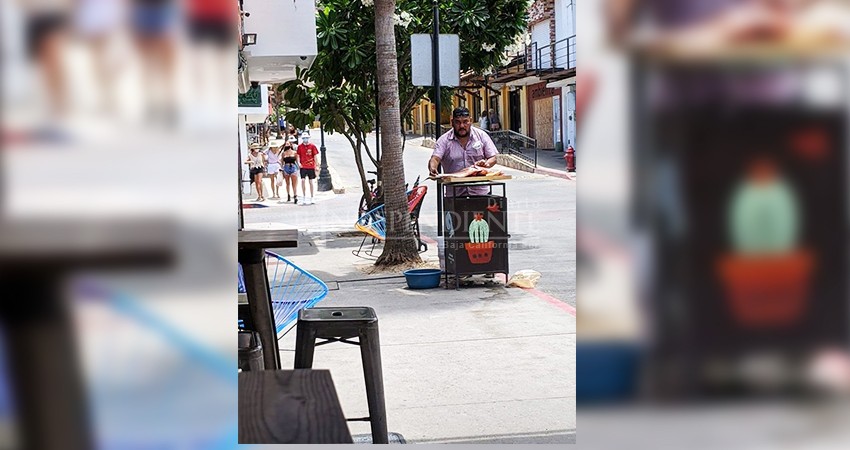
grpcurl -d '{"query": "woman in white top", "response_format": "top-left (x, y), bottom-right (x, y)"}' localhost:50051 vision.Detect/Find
top-left (245, 144), bottom-right (266, 201)
top-left (266, 143), bottom-right (283, 199)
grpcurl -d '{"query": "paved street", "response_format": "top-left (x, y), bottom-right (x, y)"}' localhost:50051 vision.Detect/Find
top-left (242, 128), bottom-right (576, 444)
top-left (244, 129), bottom-right (576, 307)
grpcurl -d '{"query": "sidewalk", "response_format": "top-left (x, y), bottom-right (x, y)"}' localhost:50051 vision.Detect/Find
top-left (243, 130), bottom-right (576, 444)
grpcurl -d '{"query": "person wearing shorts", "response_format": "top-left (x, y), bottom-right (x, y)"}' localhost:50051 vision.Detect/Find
top-left (296, 132), bottom-right (318, 205)
top-left (130, 0), bottom-right (177, 121)
top-left (186, 0), bottom-right (237, 48)
top-left (22, 1), bottom-right (72, 122)
top-left (265, 143), bottom-right (283, 199)
top-left (281, 137), bottom-right (299, 203)
top-left (244, 143), bottom-right (266, 201)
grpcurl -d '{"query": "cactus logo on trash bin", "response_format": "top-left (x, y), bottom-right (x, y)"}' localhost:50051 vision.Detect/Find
top-left (465, 212), bottom-right (495, 264)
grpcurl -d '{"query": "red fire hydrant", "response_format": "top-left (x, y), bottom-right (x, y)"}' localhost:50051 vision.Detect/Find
top-left (565, 145), bottom-right (576, 172)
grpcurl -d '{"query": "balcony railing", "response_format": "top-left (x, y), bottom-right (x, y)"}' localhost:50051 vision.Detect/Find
top-left (493, 35), bottom-right (576, 81)
top-left (536, 35), bottom-right (576, 75)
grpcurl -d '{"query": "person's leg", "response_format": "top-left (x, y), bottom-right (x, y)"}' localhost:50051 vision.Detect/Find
top-left (269, 173), bottom-right (277, 198)
top-left (254, 173), bottom-right (264, 200)
top-left (287, 174), bottom-right (295, 201)
top-left (309, 178), bottom-right (315, 202)
top-left (39, 29), bottom-right (68, 118)
top-left (300, 175), bottom-right (307, 203)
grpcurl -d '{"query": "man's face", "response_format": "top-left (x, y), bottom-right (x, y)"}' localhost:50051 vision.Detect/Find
top-left (452, 116), bottom-right (472, 137)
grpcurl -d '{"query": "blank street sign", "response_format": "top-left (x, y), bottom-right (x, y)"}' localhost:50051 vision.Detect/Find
top-left (411, 34), bottom-right (460, 87)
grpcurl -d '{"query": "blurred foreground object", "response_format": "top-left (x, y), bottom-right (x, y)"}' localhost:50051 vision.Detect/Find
top-left (579, 0), bottom-right (850, 405)
top-left (0, 219), bottom-right (175, 450)
top-left (610, 0), bottom-right (850, 57)
top-left (633, 55), bottom-right (849, 401)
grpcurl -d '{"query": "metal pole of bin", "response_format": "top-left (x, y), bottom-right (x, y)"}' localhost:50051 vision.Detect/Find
top-left (432, 0), bottom-right (440, 143)
top-left (433, 0), bottom-right (443, 237)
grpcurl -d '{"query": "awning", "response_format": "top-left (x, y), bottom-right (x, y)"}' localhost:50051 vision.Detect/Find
top-left (546, 76), bottom-right (576, 89)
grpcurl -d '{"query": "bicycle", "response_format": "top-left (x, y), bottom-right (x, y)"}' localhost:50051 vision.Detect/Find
top-left (358, 170), bottom-right (381, 219)
top-left (357, 173), bottom-right (421, 219)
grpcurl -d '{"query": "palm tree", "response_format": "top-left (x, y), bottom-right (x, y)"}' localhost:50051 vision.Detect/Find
top-left (374, 0), bottom-right (422, 266)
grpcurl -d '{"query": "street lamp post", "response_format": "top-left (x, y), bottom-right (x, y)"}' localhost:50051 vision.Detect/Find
top-left (317, 118), bottom-right (333, 192)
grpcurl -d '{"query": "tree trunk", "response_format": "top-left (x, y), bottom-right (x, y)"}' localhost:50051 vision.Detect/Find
top-left (374, 0), bottom-right (421, 266)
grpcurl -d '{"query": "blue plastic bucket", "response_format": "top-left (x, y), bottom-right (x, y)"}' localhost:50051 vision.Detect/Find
top-left (403, 269), bottom-right (442, 289)
top-left (576, 341), bottom-right (641, 403)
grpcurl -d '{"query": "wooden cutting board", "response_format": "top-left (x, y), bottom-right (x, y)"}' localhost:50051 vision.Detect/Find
top-left (430, 175), bottom-right (513, 184)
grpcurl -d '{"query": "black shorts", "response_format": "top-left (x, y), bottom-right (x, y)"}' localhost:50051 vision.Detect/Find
top-left (249, 167), bottom-right (264, 178)
top-left (26, 14), bottom-right (68, 58)
top-left (300, 168), bottom-right (316, 179)
top-left (188, 18), bottom-right (235, 47)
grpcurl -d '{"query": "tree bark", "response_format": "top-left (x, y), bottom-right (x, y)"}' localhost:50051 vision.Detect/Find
top-left (374, 0), bottom-right (421, 266)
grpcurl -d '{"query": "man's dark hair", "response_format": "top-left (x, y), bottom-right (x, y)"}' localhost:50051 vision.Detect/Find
top-left (452, 107), bottom-right (470, 118)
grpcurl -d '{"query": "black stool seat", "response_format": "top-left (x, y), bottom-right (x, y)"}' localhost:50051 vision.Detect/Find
top-left (294, 307), bottom-right (388, 444)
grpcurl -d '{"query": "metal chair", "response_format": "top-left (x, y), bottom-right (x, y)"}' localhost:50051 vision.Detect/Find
top-left (352, 186), bottom-right (428, 258)
top-left (238, 251), bottom-right (329, 336)
top-left (294, 307), bottom-right (388, 444)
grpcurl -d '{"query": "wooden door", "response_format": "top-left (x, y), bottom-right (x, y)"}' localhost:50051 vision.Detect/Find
top-left (534, 97), bottom-right (555, 148)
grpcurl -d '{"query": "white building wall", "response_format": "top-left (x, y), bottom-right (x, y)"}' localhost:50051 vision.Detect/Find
top-left (555, 0), bottom-right (576, 69)
top-left (531, 20), bottom-right (551, 69)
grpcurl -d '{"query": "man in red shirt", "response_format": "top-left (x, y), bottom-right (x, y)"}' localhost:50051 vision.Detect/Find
top-left (296, 131), bottom-right (319, 205)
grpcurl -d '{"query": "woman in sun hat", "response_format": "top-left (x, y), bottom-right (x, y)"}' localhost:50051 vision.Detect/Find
top-left (266, 141), bottom-right (283, 199)
top-left (244, 143), bottom-right (266, 201)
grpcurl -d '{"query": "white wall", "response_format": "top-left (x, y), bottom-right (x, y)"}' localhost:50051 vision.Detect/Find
top-left (241, 0), bottom-right (318, 83)
top-left (531, 20), bottom-right (551, 69)
top-left (555, 0), bottom-right (576, 69)
top-left (241, 0), bottom-right (318, 59)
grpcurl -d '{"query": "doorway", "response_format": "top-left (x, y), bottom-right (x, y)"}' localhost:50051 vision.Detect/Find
top-left (510, 89), bottom-right (521, 133)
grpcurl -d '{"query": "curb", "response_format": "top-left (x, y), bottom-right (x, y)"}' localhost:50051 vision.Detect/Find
top-left (533, 165), bottom-right (574, 180)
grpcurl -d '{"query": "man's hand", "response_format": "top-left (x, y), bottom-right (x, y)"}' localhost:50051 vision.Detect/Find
top-left (428, 155), bottom-right (441, 177)
top-left (474, 159), bottom-right (489, 168)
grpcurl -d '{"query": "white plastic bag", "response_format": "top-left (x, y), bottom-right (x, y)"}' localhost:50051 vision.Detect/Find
top-left (506, 270), bottom-right (542, 288)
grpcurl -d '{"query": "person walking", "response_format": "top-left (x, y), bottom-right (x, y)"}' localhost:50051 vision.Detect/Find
top-left (266, 142), bottom-right (282, 199)
top-left (280, 136), bottom-right (299, 203)
top-left (296, 131), bottom-right (318, 205)
top-left (479, 110), bottom-right (489, 130)
top-left (245, 143), bottom-right (266, 202)
top-left (488, 108), bottom-right (501, 131)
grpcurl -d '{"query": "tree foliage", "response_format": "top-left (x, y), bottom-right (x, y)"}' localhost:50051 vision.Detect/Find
top-left (279, 0), bottom-right (529, 212)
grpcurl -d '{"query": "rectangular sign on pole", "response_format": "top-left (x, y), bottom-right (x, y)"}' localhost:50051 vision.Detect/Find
top-left (411, 34), bottom-right (460, 87)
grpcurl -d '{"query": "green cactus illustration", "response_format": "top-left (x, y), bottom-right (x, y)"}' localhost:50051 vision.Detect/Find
top-left (469, 214), bottom-right (490, 243)
top-left (729, 176), bottom-right (799, 254)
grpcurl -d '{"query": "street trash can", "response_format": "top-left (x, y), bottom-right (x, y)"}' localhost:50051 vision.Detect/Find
top-left (238, 330), bottom-right (264, 372)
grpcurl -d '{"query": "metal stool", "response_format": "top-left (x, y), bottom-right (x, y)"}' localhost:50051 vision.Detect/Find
top-left (294, 307), bottom-right (388, 444)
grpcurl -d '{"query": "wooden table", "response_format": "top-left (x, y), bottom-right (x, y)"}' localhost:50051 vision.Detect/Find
top-left (0, 219), bottom-right (176, 450)
top-left (239, 369), bottom-right (353, 444)
top-left (238, 223), bottom-right (298, 370)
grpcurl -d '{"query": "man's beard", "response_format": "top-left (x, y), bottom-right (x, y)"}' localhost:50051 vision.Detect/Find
top-left (455, 128), bottom-right (469, 137)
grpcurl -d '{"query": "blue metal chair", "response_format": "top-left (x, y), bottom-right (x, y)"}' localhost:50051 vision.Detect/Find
top-left (238, 251), bottom-right (329, 336)
top-left (352, 204), bottom-right (387, 258)
top-left (352, 185), bottom-right (428, 258)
